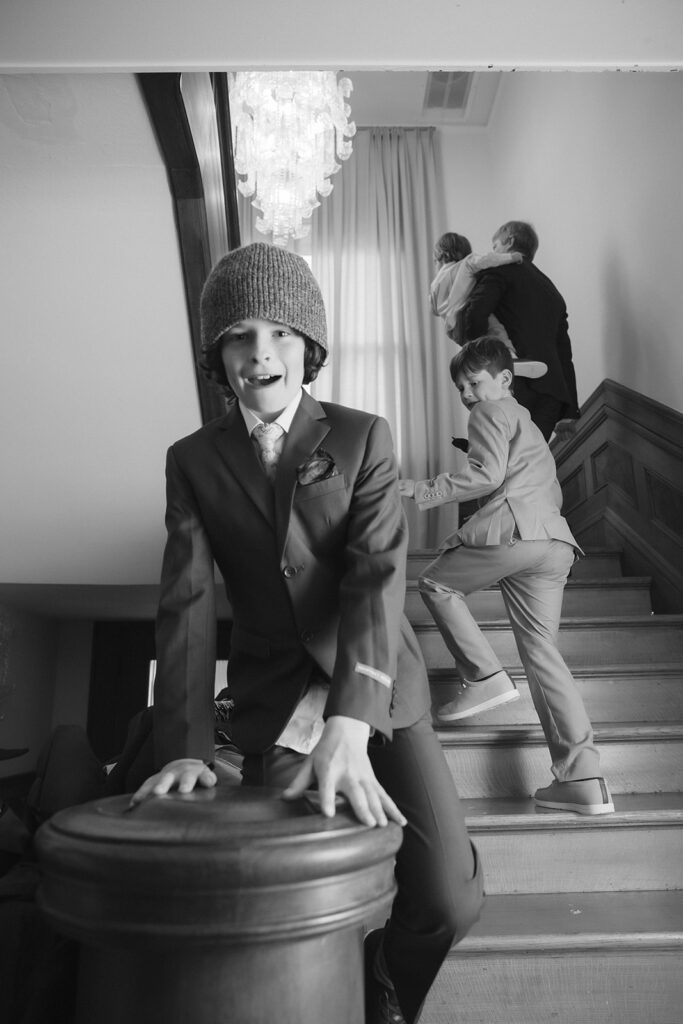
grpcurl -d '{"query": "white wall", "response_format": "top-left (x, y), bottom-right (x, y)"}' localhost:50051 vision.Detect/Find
top-left (437, 72), bottom-right (683, 413)
top-left (0, 74), bottom-right (202, 585)
top-left (438, 127), bottom-right (495, 255)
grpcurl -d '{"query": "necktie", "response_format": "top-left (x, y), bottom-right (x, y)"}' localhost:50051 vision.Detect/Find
top-left (253, 422), bottom-right (285, 482)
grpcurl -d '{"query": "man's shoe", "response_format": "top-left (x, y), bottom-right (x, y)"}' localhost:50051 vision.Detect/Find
top-left (364, 928), bottom-right (406, 1024)
top-left (436, 670), bottom-right (519, 722)
top-left (451, 436), bottom-right (469, 453)
top-left (534, 777), bottom-right (615, 815)
top-left (513, 359), bottom-right (548, 379)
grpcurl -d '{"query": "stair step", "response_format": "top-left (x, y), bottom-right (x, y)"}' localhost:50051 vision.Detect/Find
top-left (415, 615), bottom-right (683, 670)
top-left (461, 793), bottom-right (683, 894)
top-left (407, 547), bottom-right (624, 580)
top-left (429, 667), bottom-right (683, 725)
top-left (438, 724), bottom-right (683, 798)
top-left (423, 890), bottom-right (683, 1024)
top-left (405, 577), bottom-right (653, 621)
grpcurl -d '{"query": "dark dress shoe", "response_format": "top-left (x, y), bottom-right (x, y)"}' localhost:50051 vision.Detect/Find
top-left (364, 928), bottom-right (407, 1024)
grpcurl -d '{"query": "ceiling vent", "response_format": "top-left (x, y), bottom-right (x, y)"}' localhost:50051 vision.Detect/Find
top-left (424, 71), bottom-right (473, 112)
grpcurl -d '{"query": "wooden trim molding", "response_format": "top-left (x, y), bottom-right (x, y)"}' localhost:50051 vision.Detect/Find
top-left (137, 72), bottom-right (240, 424)
top-left (552, 380), bottom-right (683, 612)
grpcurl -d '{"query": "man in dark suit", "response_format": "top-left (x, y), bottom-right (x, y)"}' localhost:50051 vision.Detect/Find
top-left (133, 243), bottom-right (482, 1024)
top-left (464, 220), bottom-right (580, 440)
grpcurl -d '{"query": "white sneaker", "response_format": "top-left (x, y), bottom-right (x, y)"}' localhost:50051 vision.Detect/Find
top-left (513, 359), bottom-right (547, 379)
top-left (534, 777), bottom-right (615, 815)
top-left (437, 670), bottom-right (519, 722)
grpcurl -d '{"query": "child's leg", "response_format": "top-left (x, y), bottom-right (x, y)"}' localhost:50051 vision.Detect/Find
top-left (418, 545), bottom-right (508, 681)
top-left (498, 540), bottom-right (602, 782)
top-left (419, 546), bottom-right (521, 720)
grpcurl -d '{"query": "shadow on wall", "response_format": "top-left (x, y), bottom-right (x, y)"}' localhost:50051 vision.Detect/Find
top-left (601, 248), bottom-right (671, 404)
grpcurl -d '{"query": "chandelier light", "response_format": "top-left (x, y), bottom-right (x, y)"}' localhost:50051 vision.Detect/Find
top-left (228, 71), bottom-right (356, 246)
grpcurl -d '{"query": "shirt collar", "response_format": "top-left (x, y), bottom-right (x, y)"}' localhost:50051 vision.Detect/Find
top-left (239, 388), bottom-right (303, 437)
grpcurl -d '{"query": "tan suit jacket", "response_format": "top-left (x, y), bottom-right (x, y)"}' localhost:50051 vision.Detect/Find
top-left (414, 397), bottom-right (579, 551)
top-left (154, 391), bottom-right (430, 765)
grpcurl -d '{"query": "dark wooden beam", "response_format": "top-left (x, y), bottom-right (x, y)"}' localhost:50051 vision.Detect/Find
top-left (211, 72), bottom-right (241, 253)
top-left (137, 73), bottom-right (239, 423)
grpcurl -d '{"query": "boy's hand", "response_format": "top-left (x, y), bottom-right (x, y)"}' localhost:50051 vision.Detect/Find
top-left (553, 418), bottom-right (579, 442)
top-left (282, 716), bottom-right (407, 829)
top-left (128, 758), bottom-right (217, 808)
top-left (512, 252), bottom-right (523, 263)
top-left (399, 479), bottom-right (415, 498)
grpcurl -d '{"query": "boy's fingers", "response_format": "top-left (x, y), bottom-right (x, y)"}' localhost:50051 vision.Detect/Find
top-left (128, 760), bottom-right (216, 809)
top-left (379, 790), bottom-right (407, 827)
top-left (359, 784), bottom-right (386, 828)
top-left (152, 770), bottom-right (178, 796)
top-left (281, 759), bottom-right (314, 800)
top-left (316, 774), bottom-right (340, 819)
top-left (129, 780), bottom-right (154, 807)
top-left (198, 766), bottom-right (217, 787)
top-left (177, 769), bottom-right (199, 793)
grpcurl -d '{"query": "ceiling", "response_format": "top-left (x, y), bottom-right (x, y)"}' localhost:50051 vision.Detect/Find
top-left (339, 71), bottom-right (501, 127)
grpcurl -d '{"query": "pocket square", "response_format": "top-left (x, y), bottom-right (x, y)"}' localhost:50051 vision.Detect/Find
top-left (296, 448), bottom-right (338, 486)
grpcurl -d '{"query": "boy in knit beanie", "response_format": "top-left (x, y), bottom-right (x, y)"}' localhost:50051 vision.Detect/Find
top-left (133, 243), bottom-right (483, 1024)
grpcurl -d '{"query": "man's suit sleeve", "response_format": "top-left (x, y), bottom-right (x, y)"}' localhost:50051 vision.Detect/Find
top-left (323, 416), bottom-right (408, 737)
top-left (556, 310), bottom-right (580, 418)
top-left (153, 445), bottom-right (217, 767)
top-left (464, 268), bottom-right (506, 340)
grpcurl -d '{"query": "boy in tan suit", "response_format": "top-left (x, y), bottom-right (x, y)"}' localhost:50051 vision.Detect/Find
top-left (400, 336), bottom-right (613, 816)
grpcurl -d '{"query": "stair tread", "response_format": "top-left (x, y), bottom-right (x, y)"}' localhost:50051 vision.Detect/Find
top-left (406, 576), bottom-right (652, 591)
top-left (429, 664), bottom-right (683, 680)
top-left (437, 722), bottom-right (683, 744)
top-left (408, 546), bottom-right (624, 557)
top-left (414, 613), bottom-right (683, 629)
top-left (459, 890), bottom-right (683, 953)
top-left (462, 792), bottom-right (683, 829)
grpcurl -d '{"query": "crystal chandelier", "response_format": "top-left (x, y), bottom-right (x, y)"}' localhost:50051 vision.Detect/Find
top-left (228, 71), bottom-right (356, 246)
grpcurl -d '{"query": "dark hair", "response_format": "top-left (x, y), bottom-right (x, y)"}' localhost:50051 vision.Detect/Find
top-left (493, 221), bottom-right (539, 260)
top-left (434, 232), bottom-right (472, 264)
top-left (450, 335), bottom-right (514, 383)
top-left (199, 334), bottom-right (327, 403)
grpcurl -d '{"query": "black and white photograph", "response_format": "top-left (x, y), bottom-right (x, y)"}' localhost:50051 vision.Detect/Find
top-left (1, 3), bottom-right (682, 1022)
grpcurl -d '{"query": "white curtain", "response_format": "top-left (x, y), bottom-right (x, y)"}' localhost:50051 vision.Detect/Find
top-left (309, 127), bottom-right (465, 548)
top-left (236, 127), bottom-right (466, 548)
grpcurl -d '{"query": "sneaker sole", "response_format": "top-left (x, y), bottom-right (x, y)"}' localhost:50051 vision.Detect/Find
top-left (437, 688), bottom-right (520, 722)
top-left (513, 360), bottom-right (548, 380)
top-left (534, 797), bottom-right (615, 816)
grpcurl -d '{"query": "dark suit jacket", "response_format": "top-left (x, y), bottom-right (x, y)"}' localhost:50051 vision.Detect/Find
top-left (153, 390), bottom-right (430, 765)
top-left (464, 258), bottom-right (580, 419)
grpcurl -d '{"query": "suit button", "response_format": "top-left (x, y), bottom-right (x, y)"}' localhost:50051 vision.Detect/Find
top-left (283, 565), bottom-right (297, 578)
top-left (301, 630), bottom-right (314, 643)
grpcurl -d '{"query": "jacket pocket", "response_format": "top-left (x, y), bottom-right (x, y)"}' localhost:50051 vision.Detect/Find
top-left (295, 473), bottom-right (348, 501)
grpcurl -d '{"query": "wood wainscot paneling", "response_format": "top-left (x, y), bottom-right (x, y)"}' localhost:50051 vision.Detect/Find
top-left (552, 379), bottom-right (683, 612)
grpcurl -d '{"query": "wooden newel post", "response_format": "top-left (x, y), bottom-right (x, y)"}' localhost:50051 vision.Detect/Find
top-left (35, 787), bottom-right (402, 1024)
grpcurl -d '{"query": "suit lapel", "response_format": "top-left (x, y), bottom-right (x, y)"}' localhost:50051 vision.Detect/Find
top-left (274, 392), bottom-right (330, 547)
top-left (213, 406), bottom-right (275, 526)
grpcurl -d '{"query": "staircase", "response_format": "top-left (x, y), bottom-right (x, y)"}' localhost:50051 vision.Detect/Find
top-left (405, 547), bottom-right (683, 1024)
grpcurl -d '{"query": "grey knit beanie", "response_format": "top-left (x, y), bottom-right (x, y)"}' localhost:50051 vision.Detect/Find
top-left (200, 243), bottom-right (328, 353)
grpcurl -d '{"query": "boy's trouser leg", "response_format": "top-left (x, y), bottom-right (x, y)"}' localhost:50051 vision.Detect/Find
top-left (369, 714), bottom-right (483, 1024)
top-left (498, 540), bottom-right (601, 781)
top-left (418, 545), bottom-right (508, 681)
top-left (241, 718), bottom-right (484, 1024)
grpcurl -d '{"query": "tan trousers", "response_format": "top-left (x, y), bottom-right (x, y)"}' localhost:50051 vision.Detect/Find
top-left (419, 539), bottom-right (601, 783)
